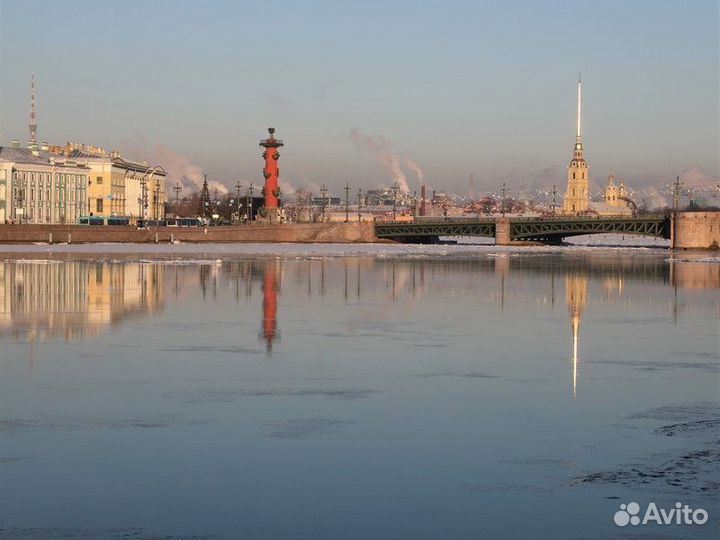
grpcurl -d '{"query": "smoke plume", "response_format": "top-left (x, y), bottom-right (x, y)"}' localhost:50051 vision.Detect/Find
top-left (404, 157), bottom-right (424, 189)
top-left (346, 128), bottom-right (415, 193)
top-left (120, 135), bottom-right (229, 195)
top-left (680, 166), bottom-right (718, 189)
top-left (151, 144), bottom-right (229, 195)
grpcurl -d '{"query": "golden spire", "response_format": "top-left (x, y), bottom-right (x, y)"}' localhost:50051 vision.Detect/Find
top-left (576, 73), bottom-right (582, 143)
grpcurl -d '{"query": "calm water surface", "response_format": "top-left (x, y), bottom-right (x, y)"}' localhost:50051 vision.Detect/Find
top-left (0, 247), bottom-right (718, 539)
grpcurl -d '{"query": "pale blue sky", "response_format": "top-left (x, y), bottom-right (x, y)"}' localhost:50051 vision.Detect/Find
top-left (0, 0), bottom-right (717, 194)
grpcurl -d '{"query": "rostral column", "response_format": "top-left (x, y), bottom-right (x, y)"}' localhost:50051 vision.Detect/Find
top-left (259, 127), bottom-right (284, 221)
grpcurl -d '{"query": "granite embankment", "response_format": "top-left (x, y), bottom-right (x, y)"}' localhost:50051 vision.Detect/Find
top-left (0, 222), bottom-right (378, 244)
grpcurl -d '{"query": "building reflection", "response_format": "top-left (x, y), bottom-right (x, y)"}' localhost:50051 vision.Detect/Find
top-left (0, 254), bottom-right (716, 364)
top-left (565, 273), bottom-right (588, 399)
top-left (0, 261), bottom-right (164, 342)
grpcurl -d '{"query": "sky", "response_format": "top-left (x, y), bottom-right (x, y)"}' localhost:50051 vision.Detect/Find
top-left (0, 0), bottom-right (718, 196)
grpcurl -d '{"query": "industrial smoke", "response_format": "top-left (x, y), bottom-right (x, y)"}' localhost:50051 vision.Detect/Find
top-left (347, 128), bottom-right (419, 194)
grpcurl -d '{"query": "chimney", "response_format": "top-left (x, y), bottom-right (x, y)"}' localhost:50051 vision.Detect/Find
top-left (11, 140), bottom-right (20, 148)
top-left (41, 141), bottom-right (49, 151)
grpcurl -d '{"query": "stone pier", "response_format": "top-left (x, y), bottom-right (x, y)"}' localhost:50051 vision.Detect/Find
top-left (672, 212), bottom-right (720, 249)
top-left (495, 217), bottom-right (511, 246)
top-left (0, 222), bottom-right (378, 244)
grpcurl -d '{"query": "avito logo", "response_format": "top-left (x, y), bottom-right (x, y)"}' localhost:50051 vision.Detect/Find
top-left (614, 502), bottom-right (708, 527)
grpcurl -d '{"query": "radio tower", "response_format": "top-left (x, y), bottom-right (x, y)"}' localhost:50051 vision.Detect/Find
top-left (29, 73), bottom-right (38, 146)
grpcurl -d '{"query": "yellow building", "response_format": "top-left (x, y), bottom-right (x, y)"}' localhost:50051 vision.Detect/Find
top-left (50, 142), bottom-right (167, 220)
top-left (604, 174), bottom-right (627, 205)
top-left (563, 76), bottom-right (590, 214)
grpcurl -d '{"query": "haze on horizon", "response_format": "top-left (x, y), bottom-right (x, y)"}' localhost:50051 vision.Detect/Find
top-left (0, 0), bottom-right (717, 196)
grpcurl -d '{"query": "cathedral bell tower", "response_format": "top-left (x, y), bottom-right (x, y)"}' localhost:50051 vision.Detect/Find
top-left (563, 75), bottom-right (590, 214)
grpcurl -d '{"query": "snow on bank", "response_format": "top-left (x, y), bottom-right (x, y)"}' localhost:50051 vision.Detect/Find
top-left (0, 239), bottom-right (674, 260)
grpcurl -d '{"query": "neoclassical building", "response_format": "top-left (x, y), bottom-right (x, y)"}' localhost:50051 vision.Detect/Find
top-left (0, 142), bottom-right (89, 224)
top-left (50, 142), bottom-right (167, 220)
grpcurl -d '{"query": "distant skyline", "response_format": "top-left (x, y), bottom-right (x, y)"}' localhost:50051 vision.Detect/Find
top-left (0, 0), bottom-right (718, 195)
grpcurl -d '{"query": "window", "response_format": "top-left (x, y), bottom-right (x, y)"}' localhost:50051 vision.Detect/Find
top-left (572, 172), bottom-right (576, 180)
top-left (96, 198), bottom-right (104, 212)
top-left (96, 176), bottom-right (103, 185)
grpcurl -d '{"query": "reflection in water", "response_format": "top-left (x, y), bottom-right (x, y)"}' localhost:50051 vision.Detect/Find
top-left (566, 273), bottom-right (588, 399)
top-left (1, 251), bottom-right (717, 540)
top-left (261, 260), bottom-right (279, 352)
top-left (0, 261), bottom-right (164, 341)
top-left (0, 254), bottom-right (717, 371)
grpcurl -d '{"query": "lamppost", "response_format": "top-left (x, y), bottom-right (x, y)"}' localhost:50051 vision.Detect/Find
top-left (551, 184), bottom-right (557, 217)
top-left (173, 181), bottom-right (182, 215)
top-left (671, 176), bottom-right (684, 212)
top-left (154, 183), bottom-right (161, 226)
top-left (247, 183), bottom-right (254, 222)
top-left (344, 182), bottom-right (350, 223)
top-left (14, 183), bottom-right (25, 224)
top-left (391, 182), bottom-right (399, 220)
top-left (357, 188), bottom-right (363, 222)
top-left (141, 165), bottom-right (166, 223)
top-left (139, 177), bottom-right (148, 225)
top-left (320, 184), bottom-right (329, 221)
top-left (501, 182), bottom-right (508, 217)
top-left (235, 181), bottom-right (242, 223)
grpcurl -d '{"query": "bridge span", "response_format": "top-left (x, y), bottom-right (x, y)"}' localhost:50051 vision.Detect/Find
top-left (374, 215), bottom-right (672, 245)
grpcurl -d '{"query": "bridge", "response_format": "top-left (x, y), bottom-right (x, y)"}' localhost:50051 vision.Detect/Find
top-left (374, 215), bottom-right (672, 245)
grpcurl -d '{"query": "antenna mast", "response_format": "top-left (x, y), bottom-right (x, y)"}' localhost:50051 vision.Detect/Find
top-left (29, 73), bottom-right (37, 144)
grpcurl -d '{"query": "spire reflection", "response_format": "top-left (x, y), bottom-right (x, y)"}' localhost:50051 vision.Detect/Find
top-left (565, 273), bottom-right (587, 399)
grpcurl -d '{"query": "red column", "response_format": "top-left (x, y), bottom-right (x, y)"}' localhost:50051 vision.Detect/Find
top-left (259, 127), bottom-right (284, 212)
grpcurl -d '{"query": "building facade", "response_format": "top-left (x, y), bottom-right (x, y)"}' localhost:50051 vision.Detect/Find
top-left (50, 143), bottom-right (167, 220)
top-left (603, 174), bottom-right (628, 207)
top-left (0, 143), bottom-right (89, 224)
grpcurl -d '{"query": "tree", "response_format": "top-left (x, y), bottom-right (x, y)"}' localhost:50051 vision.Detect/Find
top-left (199, 174), bottom-right (211, 217)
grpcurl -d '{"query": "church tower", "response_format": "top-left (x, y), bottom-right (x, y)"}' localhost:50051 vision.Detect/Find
top-left (563, 75), bottom-right (590, 214)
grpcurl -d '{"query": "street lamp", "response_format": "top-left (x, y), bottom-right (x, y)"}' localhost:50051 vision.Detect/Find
top-left (671, 176), bottom-right (685, 212)
top-left (344, 182), bottom-right (350, 223)
top-left (357, 188), bottom-right (363, 222)
top-left (391, 182), bottom-right (399, 220)
top-left (235, 181), bottom-right (242, 223)
top-left (247, 183), bottom-right (254, 221)
top-left (320, 184), bottom-right (329, 222)
top-left (173, 181), bottom-right (182, 216)
top-left (501, 182), bottom-right (509, 217)
top-left (141, 165), bottom-right (166, 223)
